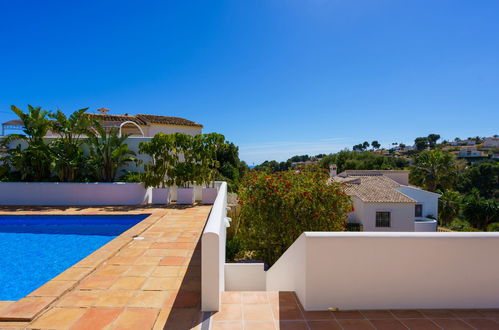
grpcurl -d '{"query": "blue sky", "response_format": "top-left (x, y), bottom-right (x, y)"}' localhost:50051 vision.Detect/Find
top-left (0, 0), bottom-right (498, 165)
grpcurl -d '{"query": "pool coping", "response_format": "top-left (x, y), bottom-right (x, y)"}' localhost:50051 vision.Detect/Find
top-left (0, 210), bottom-right (164, 322)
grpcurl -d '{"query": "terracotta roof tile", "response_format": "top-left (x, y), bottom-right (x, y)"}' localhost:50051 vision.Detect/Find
top-left (332, 175), bottom-right (416, 203)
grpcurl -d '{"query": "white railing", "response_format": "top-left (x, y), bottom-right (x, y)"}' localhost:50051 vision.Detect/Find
top-left (201, 181), bottom-right (229, 312)
top-left (267, 232), bottom-right (499, 310)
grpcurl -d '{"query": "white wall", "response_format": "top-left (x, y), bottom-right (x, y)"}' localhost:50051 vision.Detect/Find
top-left (396, 186), bottom-right (440, 219)
top-left (357, 202), bottom-right (415, 232)
top-left (201, 182), bottom-right (228, 312)
top-left (267, 232), bottom-right (499, 310)
top-left (0, 182), bottom-right (150, 205)
top-left (146, 124), bottom-right (201, 137)
top-left (225, 263), bottom-right (266, 291)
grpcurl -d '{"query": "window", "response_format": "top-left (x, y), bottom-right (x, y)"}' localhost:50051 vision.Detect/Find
top-left (415, 204), bottom-right (423, 217)
top-left (375, 212), bottom-right (391, 227)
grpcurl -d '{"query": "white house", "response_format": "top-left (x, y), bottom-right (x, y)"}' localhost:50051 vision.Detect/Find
top-left (483, 137), bottom-right (499, 148)
top-left (329, 166), bottom-right (440, 232)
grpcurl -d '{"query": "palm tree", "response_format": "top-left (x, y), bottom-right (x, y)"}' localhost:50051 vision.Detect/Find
top-left (86, 122), bottom-right (137, 182)
top-left (438, 190), bottom-right (462, 226)
top-left (3, 105), bottom-right (53, 181)
top-left (410, 150), bottom-right (464, 192)
top-left (49, 108), bottom-right (92, 181)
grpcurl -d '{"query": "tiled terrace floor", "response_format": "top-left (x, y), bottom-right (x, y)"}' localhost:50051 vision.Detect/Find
top-left (0, 205), bottom-right (212, 330)
top-left (212, 291), bottom-right (499, 330)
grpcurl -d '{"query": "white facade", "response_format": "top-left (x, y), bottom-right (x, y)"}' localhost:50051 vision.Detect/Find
top-left (350, 199), bottom-right (416, 231)
top-left (483, 137), bottom-right (499, 148)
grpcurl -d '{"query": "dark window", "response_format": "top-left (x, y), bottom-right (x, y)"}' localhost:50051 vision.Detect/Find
top-left (375, 212), bottom-right (391, 227)
top-left (415, 204), bottom-right (423, 217)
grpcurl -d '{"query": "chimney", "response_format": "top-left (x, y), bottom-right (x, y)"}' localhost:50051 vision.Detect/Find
top-left (329, 164), bottom-right (337, 178)
top-left (97, 107), bottom-right (109, 114)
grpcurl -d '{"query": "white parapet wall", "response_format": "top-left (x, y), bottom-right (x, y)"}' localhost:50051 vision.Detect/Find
top-left (225, 263), bottom-right (266, 291)
top-left (266, 232), bottom-right (499, 311)
top-left (201, 181), bottom-right (228, 312)
top-left (0, 182), bottom-right (151, 206)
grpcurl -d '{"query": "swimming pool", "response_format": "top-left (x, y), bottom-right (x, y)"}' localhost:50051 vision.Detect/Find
top-left (0, 214), bottom-right (148, 300)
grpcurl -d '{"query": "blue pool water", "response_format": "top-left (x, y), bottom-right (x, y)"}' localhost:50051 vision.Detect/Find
top-left (0, 214), bottom-right (148, 300)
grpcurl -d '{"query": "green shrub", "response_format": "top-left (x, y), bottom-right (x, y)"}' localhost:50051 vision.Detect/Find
top-left (487, 222), bottom-right (499, 232)
top-left (346, 223), bottom-right (363, 231)
top-left (237, 166), bottom-right (352, 266)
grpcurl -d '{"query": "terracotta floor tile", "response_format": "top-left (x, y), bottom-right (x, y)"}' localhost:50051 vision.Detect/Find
top-left (78, 276), bottom-right (118, 290)
top-left (419, 309), bottom-right (457, 318)
top-left (69, 308), bottom-right (122, 330)
top-left (0, 297), bottom-right (56, 321)
top-left (221, 292), bottom-right (242, 304)
top-left (124, 265), bottom-right (155, 277)
top-left (94, 291), bottom-right (136, 307)
top-left (55, 291), bottom-right (100, 308)
top-left (159, 256), bottom-right (187, 266)
top-left (151, 266), bottom-right (182, 277)
top-left (152, 242), bottom-right (194, 249)
top-left (301, 310), bottom-right (333, 320)
top-left (477, 309), bottom-right (499, 318)
top-left (279, 321), bottom-right (308, 329)
top-left (152, 308), bottom-right (172, 330)
top-left (390, 310), bottom-right (424, 318)
top-left (109, 308), bottom-right (159, 330)
top-left (369, 319), bottom-right (407, 330)
top-left (142, 277), bottom-right (181, 291)
top-left (453, 310), bottom-right (488, 318)
top-left (144, 248), bottom-right (188, 257)
top-left (431, 318), bottom-right (474, 329)
top-left (338, 319), bottom-right (376, 330)
top-left (94, 265), bottom-right (130, 276)
top-left (134, 256), bottom-right (163, 266)
top-left (360, 310), bottom-right (395, 319)
top-left (212, 321), bottom-right (243, 330)
top-left (242, 292), bottom-right (269, 304)
top-left (308, 320), bottom-right (342, 330)
top-left (213, 304), bottom-right (243, 321)
top-left (109, 276), bottom-right (146, 290)
top-left (53, 267), bottom-right (93, 281)
top-left (127, 291), bottom-right (171, 308)
top-left (400, 319), bottom-right (440, 330)
top-left (28, 280), bottom-right (75, 297)
top-left (273, 304), bottom-right (304, 321)
top-left (107, 256), bottom-right (138, 265)
top-left (29, 308), bottom-right (86, 329)
top-left (462, 318), bottom-right (499, 330)
top-left (332, 310), bottom-right (365, 319)
top-left (162, 307), bottom-right (200, 330)
top-left (170, 290), bottom-right (201, 308)
top-left (243, 304), bottom-right (274, 321)
top-left (244, 321), bottom-right (277, 330)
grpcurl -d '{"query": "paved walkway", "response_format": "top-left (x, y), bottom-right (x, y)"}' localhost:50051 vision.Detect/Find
top-left (0, 205), bottom-right (211, 330)
top-left (211, 291), bottom-right (499, 330)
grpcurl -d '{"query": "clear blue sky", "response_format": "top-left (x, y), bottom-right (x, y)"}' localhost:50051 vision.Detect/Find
top-left (1, 1), bottom-right (498, 164)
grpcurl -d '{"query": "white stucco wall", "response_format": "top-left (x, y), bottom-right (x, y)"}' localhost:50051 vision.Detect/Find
top-left (266, 232), bottom-right (499, 310)
top-left (146, 124), bottom-right (201, 137)
top-left (396, 186), bottom-right (440, 219)
top-left (0, 182), bottom-right (150, 205)
top-left (353, 201), bottom-right (415, 232)
top-left (225, 263), bottom-right (266, 291)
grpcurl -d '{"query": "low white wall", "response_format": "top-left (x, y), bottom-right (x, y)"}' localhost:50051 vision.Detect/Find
top-left (0, 182), bottom-right (150, 206)
top-left (201, 182), bottom-right (228, 312)
top-left (267, 232), bottom-right (499, 310)
top-left (415, 219), bottom-right (437, 232)
top-left (225, 263), bottom-right (266, 291)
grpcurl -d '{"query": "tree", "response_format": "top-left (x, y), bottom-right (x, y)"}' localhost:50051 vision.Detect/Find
top-left (399, 143), bottom-right (406, 149)
top-left (438, 190), bottom-right (463, 226)
top-left (410, 150), bottom-right (463, 192)
top-left (371, 140), bottom-right (381, 150)
top-left (362, 141), bottom-right (370, 150)
top-left (2, 105), bottom-right (53, 181)
top-left (427, 134), bottom-right (441, 149)
top-left (86, 122), bottom-right (137, 182)
top-left (458, 162), bottom-right (499, 199)
top-left (237, 166), bottom-right (352, 266)
top-left (139, 133), bottom-right (178, 188)
top-left (49, 108), bottom-right (92, 181)
top-left (462, 190), bottom-right (499, 230)
top-left (414, 137), bottom-right (429, 151)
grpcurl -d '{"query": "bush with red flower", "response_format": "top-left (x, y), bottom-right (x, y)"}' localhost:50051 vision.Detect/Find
top-left (236, 165), bottom-right (352, 266)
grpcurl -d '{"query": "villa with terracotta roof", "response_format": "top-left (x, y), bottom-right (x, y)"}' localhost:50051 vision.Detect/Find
top-left (1, 108), bottom-right (203, 138)
top-left (330, 166), bottom-right (441, 231)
